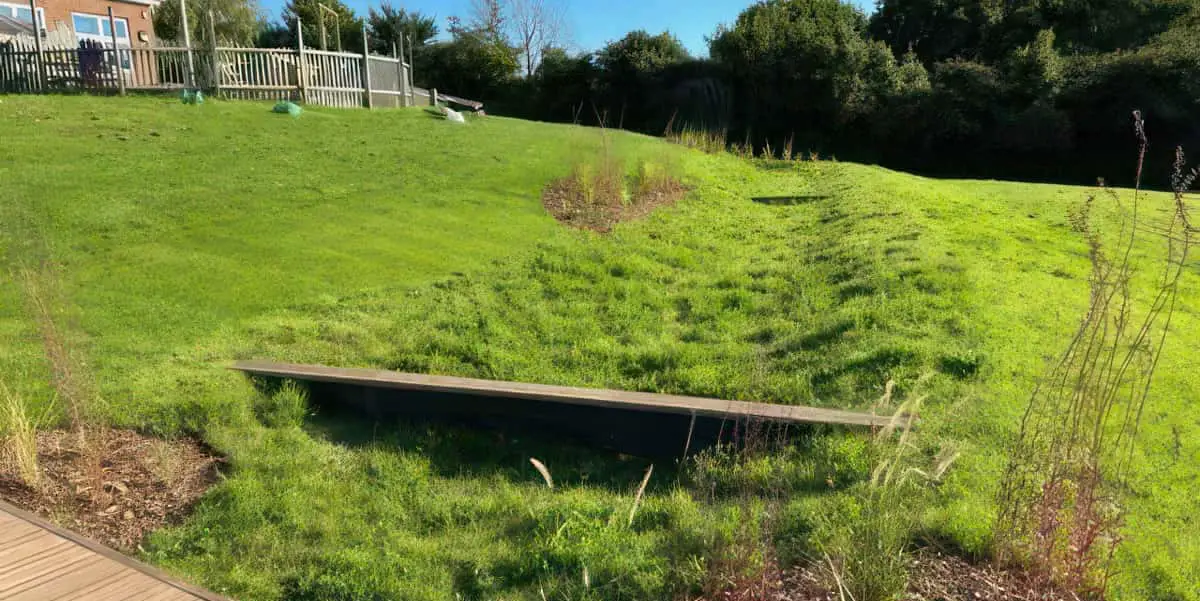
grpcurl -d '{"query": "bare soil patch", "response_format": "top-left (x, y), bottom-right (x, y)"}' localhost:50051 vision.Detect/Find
top-left (543, 165), bottom-right (688, 232)
top-left (0, 428), bottom-right (221, 552)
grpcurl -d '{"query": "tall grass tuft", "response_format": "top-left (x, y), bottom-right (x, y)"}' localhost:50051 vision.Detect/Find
top-left (17, 264), bottom-right (98, 434)
top-left (819, 382), bottom-right (956, 601)
top-left (253, 380), bottom-right (310, 428)
top-left (1, 382), bottom-right (41, 488)
top-left (17, 262), bottom-right (108, 504)
top-left (664, 120), bottom-right (727, 155)
top-left (995, 110), bottom-right (1195, 596)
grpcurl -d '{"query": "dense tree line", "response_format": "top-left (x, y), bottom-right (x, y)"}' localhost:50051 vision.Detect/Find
top-left (465, 0), bottom-right (1200, 185)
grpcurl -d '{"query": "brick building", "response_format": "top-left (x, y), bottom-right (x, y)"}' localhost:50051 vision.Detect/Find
top-left (0, 0), bottom-right (157, 48)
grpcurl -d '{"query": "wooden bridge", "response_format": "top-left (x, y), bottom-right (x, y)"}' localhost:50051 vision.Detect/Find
top-left (0, 500), bottom-right (226, 601)
top-left (232, 360), bottom-right (895, 456)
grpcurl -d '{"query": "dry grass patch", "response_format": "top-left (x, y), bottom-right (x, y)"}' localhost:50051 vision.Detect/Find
top-left (1, 383), bottom-right (42, 489)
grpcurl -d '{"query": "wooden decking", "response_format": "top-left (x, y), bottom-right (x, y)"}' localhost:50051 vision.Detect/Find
top-left (232, 360), bottom-right (894, 428)
top-left (0, 500), bottom-right (226, 601)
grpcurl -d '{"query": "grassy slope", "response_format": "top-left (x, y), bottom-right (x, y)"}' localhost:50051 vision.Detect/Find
top-left (1, 96), bottom-right (1196, 600)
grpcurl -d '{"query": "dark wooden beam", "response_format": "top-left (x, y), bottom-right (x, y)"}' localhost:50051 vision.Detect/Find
top-left (230, 360), bottom-right (892, 428)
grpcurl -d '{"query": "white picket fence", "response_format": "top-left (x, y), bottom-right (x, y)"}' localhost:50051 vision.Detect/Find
top-left (0, 23), bottom-right (438, 110)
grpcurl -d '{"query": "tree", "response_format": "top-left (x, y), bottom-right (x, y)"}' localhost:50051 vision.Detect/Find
top-left (416, 5), bottom-right (519, 98)
top-left (510, 0), bottom-right (565, 77)
top-left (710, 0), bottom-right (877, 145)
top-left (895, 49), bottom-right (930, 93)
top-left (153, 0), bottom-right (261, 46)
top-left (255, 20), bottom-right (292, 48)
top-left (594, 30), bottom-right (689, 128)
top-left (533, 47), bottom-right (598, 120)
top-left (1036, 0), bottom-right (1195, 54)
top-left (417, 34), bottom-right (518, 99)
top-left (367, 3), bottom-right (438, 57)
top-left (869, 0), bottom-right (1198, 64)
top-left (465, 0), bottom-right (506, 42)
top-left (868, 0), bottom-right (1004, 64)
top-left (282, 0), bottom-right (361, 52)
top-left (1003, 29), bottom-right (1062, 103)
top-left (596, 30), bottom-right (689, 76)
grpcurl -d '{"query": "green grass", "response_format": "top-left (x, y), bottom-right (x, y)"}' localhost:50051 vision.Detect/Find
top-left (1, 95), bottom-right (1197, 600)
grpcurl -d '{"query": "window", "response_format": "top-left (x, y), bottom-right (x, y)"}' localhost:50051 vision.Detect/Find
top-left (0, 3), bottom-right (45, 28)
top-left (72, 13), bottom-right (132, 70)
top-left (99, 19), bottom-right (128, 38)
top-left (73, 14), bottom-right (101, 35)
top-left (72, 13), bottom-right (131, 43)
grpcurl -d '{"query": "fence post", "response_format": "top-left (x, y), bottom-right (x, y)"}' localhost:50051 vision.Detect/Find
top-left (105, 8), bottom-right (126, 95)
top-left (207, 9), bottom-right (219, 95)
top-left (27, 0), bottom-right (44, 91)
top-left (360, 26), bottom-right (373, 109)
top-left (180, 0), bottom-right (195, 87)
top-left (406, 34), bottom-right (415, 106)
top-left (400, 42), bottom-right (410, 107)
top-left (296, 18), bottom-right (307, 104)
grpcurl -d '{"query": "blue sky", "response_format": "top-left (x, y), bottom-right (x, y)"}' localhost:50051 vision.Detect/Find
top-left (259, 0), bottom-right (877, 57)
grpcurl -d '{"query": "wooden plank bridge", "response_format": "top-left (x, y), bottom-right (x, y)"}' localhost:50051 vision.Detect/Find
top-left (232, 360), bottom-right (895, 456)
top-left (0, 500), bottom-right (227, 601)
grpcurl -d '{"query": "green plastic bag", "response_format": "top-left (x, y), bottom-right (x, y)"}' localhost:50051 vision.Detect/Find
top-left (179, 89), bottom-right (204, 105)
top-left (272, 101), bottom-right (302, 117)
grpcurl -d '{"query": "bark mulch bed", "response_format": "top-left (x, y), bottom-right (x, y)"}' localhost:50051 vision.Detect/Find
top-left (698, 551), bottom-right (1080, 601)
top-left (543, 171), bottom-right (689, 232)
top-left (0, 428), bottom-right (221, 552)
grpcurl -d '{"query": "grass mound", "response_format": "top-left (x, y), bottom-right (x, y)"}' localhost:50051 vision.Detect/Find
top-left (1, 96), bottom-right (1197, 600)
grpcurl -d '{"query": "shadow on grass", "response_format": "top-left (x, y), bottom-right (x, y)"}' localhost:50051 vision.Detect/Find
top-left (306, 406), bottom-right (675, 492)
top-left (750, 195), bottom-right (831, 206)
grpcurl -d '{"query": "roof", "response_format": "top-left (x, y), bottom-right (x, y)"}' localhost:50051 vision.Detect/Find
top-left (0, 14), bottom-right (34, 37)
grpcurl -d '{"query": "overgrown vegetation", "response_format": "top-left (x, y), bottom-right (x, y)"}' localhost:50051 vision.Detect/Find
top-left (1, 97), bottom-right (1196, 600)
top-left (995, 113), bottom-right (1196, 595)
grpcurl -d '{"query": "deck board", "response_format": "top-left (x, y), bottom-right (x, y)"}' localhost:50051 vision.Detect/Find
top-left (231, 360), bottom-right (895, 428)
top-left (0, 501), bottom-right (228, 601)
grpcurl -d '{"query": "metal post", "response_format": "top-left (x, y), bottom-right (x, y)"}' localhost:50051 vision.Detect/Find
top-left (431, 87), bottom-right (437, 107)
top-left (27, 0), bottom-right (44, 90)
top-left (296, 18), bottom-right (307, 103)
top-left (207, 9), bottom-right (218, 95)
top-left (179, 0), bottom-right (195, 88)
top-left (360, 25), bottom-right (372, 109)
top-left (107, 7), bottom-right (125, 95)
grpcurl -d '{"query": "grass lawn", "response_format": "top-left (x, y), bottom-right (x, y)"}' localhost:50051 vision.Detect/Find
top-left (1, 95), bottom-right (1197, 600)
